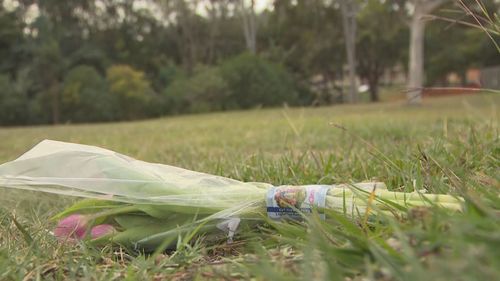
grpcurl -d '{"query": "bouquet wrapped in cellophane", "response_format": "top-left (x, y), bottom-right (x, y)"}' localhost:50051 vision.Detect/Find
top-left (0, 140), bottom-right (463, 252)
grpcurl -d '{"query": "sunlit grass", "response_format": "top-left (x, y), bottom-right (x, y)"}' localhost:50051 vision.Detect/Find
top-left (0, 94), bottom-right (498, 280)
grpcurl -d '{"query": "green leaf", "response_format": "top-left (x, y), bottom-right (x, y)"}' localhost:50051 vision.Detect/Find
top-left (51, 199), bottom-right (122, 220)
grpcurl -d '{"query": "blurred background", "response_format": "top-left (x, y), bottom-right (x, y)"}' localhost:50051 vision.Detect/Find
top-left (0, 0), bottom-right (498, 126)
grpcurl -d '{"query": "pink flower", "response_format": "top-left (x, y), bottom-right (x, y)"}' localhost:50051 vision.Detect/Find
top-left (54, 214), bottom-right (117, 243)
top-left (54, 214), bottom-right (88, 241)
top-left (90, 224), bottom-right (116, 239)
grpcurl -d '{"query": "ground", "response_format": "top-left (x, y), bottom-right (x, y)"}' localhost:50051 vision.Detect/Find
top-left (0, 94), bottom-right (499, 280)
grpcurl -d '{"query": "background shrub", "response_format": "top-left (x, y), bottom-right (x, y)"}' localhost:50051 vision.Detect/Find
top-left (163, 65), bottom-right (230, 114)
top-left (106, 65), bottom-right (153, 120)
top-left (0, 75), bottom-right (29, 126)
top-left (61, 65), bottom-right (113, 123)
top-left (219, 53), bottom-right (298, 109)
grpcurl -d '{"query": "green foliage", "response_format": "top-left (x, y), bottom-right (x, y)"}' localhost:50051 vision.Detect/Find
top-left (0, 7), bottom-right (27, 75)
top-left (356, 0), bottom-right (407, 101)
top-left (0, 75), bottom-right (29, 125)
top-left (61, 65), bottom-right (113, 123)
top-left (106, 65), bottom-right (153, 120)
top-left (220, 53), bottom-right (298, 109)
top-left (0, 0), bottom-right (496, 126)
top-left (267, 0), bottom-right (346, 105)
top-left (162, 56), bottom-right (298, 113)
top-left (425, 0), bottom-right (500, 85)
top-left (69, 45), bottom-right (111, 74)
top-left (157, 63), bottom-right (179, 90)
top-left (163, 65), bottom-right (229, 113)
top-left (270, 0), bottom-right (345, 75)
top-left (426, 25), bottom-right (499, 85)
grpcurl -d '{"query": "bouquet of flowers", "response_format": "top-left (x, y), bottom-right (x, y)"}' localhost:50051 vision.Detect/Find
top-left (0, 140), bottom-right (463, 251)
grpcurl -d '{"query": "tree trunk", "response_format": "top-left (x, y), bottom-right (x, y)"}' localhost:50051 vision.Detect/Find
top-left (407, 0), bottom-right (446, 105)
top-left (368, 76), bottom-right (379, 102)
top-left (407, 6), bottom-right (425, 105)
top-left (50, 80), bottom-right (60, 124)
top-left (340, 0), bottom-right (358, 103)
top-left (240, 0), bottom-right (257, 54)
top-left (173, 0), bottom-right (197, 75)
top-left (207, 3), bottom-right (218, 64)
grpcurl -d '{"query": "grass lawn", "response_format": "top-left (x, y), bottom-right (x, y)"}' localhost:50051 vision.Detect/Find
top-left (0, 94), bottom-right (499, 280)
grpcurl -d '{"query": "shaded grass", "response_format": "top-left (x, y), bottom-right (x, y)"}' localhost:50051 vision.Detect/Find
top-left (0, 94), bottom-right (498, 280)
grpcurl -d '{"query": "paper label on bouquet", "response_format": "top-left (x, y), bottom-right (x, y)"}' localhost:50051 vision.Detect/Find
top-left (266, 185), bottom-right (330, 220)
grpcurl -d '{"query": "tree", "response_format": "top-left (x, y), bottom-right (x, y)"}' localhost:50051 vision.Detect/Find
top-left (0, 75), bottom-right (29, 126)
top-left (269, 0), bottom-right (345, 104)
top-left (163, 65), bottom-right (230, 113)
top-left (0, 5), bottom-right (27, 76)
top-left (61, 65), bottom-right (112, 123)
top-left (1, 0), bottom-right (495, 125)
top-left (357, 0), bottom-right (407, 101)
top-left (25, 0), bottom-right (101, 124)
top-left (340, 0), bottom-right (359, 103)
top-left (407, 0), bottom-right (446, 105)
top-left (29, 16), bottom-right (65, 124)
top-left (238, 0), bottom-right (258, 54)
top-left (106, 65), bottom-right (153, 120)
top-left (425, 0), bottom-right (500, 86)
top-left (220, 53), bottom-right (298, 109)
top-left (158, 0), bottom-right (214, 74)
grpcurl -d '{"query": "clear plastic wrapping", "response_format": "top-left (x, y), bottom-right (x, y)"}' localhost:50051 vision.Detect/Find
top-left (0, 140), bottom-right (269, 213)
top-left (0, 140), bottom-right (398, 250)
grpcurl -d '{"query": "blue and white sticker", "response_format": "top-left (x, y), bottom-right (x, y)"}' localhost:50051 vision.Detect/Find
top-left (266, 185), bottom-right (331, 220)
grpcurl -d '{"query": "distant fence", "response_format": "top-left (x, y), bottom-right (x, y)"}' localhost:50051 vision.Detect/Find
top-left (422, 87), bottom-right (479, 97)
top-left (480, 66), bottom-right (500, 90)
top-left (423, 65), bottom-right (500, 98)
